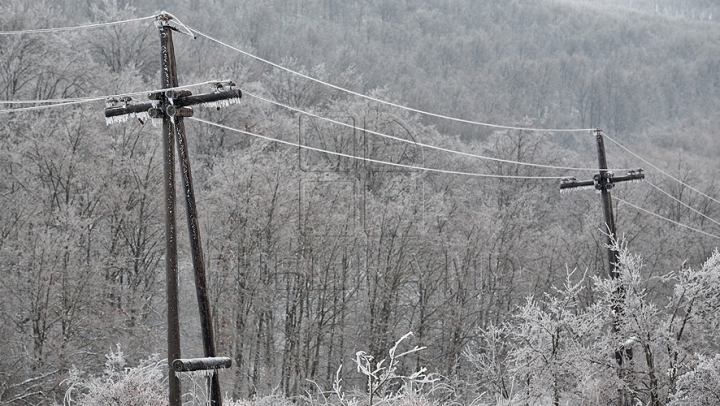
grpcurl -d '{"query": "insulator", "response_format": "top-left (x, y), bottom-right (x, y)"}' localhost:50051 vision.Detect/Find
top-left (148, 108), bottom-right (163, 119)
top-left (105, 97), bottom-right (119, 107)
top-left (210, 81), bottom-right (237, 91)
top-left (166, 105), bottom-right (193, 117)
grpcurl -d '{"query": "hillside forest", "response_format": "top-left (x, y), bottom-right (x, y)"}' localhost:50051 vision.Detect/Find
top-left (1, 0), bottom-right (720, 405)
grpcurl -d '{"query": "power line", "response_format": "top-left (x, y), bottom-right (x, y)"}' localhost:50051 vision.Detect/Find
top-left (602, 132), bottom-right (720, 207)
top-left (182, 23), bottom-right (595, 134)
top-left (0, 86), bottom-right (621, 173)
top-left (0, 15), bottom-right (156, 35)
top-left (614, 196), bottom-right (720, 240)
top-left (645, 180), bottom-right (720, 229)
top-left (0, 99), bottom-right (96, 113)
top-left (0, 80), bottom-right (236, 114)
top-left (244, 90), bottom-right (629, 173)
top-left (0, 98), bottom-right (91, 104)
top-left (187, 116), bottom-right (566, 180)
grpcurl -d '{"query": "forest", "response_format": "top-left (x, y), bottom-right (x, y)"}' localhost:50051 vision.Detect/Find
top-left (1, 0), bottom-right (719, 405)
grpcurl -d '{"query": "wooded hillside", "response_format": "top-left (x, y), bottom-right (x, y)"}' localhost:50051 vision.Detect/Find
top-left (1, 0), bottom-right (718, 404)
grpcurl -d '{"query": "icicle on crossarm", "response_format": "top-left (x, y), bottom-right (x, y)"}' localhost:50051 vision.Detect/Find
top-left (560, 185), bottom-right (595, 194)
top-left (179, 89), bottom-right (242, 110)
top-left (105, 95), bottom-right (156, 126)
top-left (175, 369), bottom-right (216, 379)
top-left (105, 109), bottom-right (156, 126)
top-left (198, 97), bottom-right (241, 109)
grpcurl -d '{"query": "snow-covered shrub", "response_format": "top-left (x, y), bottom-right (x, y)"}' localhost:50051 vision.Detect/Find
top-left (465, 245), bottom-right (720, 406)
top-left (668, 354), bottom-right (720, 406)
top-left (63, 345), bottom-right (167, 406)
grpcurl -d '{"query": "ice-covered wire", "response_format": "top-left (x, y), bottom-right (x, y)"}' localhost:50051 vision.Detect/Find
top-left (245, 90), bottom-right (629, 173)
top-left (0, 15), bottom-right (156, 35)
top-left (602, 132), bottom-right (720, 207)
top-left (184, 25), bottom-right (596, 134)
top-left (0, 80), bottom-right (237, 113)
top-left (188, 116), bottom-right (566, 180)
top-left (614, 196), bottom-right (720, 240)
top-left (0, 98), bottom-right (91, 104)
top-left (645, 180), bottom-right (720, 228)
top-left (0, 99), bottom-right (96, 113)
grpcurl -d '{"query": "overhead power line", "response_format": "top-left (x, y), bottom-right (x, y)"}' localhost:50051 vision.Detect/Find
top-left (0, 99), bottom-right (97, 113)
top-left (244, 90), bottom-right (629, 173)
top-left (614, 196), bottom-right (720, 240)
top-left (603, 132), bottom-right (720, 208)
top-left (645, 180), bottom-right (720, 229)
top-left (0, 80), bottom-right (236, 114)
top-left (188, 116), bottom-right (566, 180)
top-left (183, 23), bottom-right (595, 134)
top-left (0, 15), bottom-right (156, 35)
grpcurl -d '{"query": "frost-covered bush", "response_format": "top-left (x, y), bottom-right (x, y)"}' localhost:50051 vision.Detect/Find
top-left (465, 245), bottom-right (720, 406)
top-left (63, 345), bottom-right (167, 406)
top-left (668, 354), bottom-right (720, 406)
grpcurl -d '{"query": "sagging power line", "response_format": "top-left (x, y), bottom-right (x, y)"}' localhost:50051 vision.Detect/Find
top-left (244, 90), bottom-right (630, 173)
top-left (185, 23), bottom-right (596, 134)
top-left (604, 132), bottom-right (720, 208)
top-left (0, 15), bottom-right (156, 35)
top-left (188, 116), bottom-right (565, 180)
top-left (4, 12), bottom-right (718, 242)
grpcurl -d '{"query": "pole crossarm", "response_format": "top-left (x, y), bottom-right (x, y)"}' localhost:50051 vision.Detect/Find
top-left (104, 88), bottom-right (241, 122)
top-left (560, 169), bottom-right (645, 191)
top-left (172, 357), bottom-right (233, 372)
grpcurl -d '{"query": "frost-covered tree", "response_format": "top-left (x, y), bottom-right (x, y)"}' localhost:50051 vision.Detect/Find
top-left (466, 246), bottom-right (720, 406)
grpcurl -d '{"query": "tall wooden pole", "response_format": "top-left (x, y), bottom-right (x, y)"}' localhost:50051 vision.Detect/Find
top-left (157, 15), bottom-right (182, 406)
top-left (559, 129), bottom-right (644, 278)
top-left (595, 129), bottom-right (620, 279)
top-left (559, 129), bottom-right (644, 405)
top-left (105, 14), bottom-right (241, 405)
top-left (173, 107), bottom-right (223, 406)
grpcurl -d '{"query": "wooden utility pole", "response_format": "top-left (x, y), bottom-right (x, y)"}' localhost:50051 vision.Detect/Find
top-left (560, 129), bottom-right (644, 401)
top-left (560, 129), bottom-right (644, 278)
top-left (104, 13), bottom-right (241, 406)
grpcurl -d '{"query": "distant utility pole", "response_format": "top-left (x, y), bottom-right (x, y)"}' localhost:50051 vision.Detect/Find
top-left (104, 13), bottom-right (241, 406)
top-left (560, 129), bottom-right (644, 279)
top-left (560, 129), bottom-right (644, 392)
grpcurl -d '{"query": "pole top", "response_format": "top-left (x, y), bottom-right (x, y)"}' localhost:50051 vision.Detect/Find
top-left (155, 12), bottom-right (173, 27)
top-left (154, 12), bottom-right (196, 38)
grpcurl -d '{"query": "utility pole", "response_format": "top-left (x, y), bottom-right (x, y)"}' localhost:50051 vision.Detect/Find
top-left (560, 129), bottom-right (644, 405)
top-left (104, 13), bottom-right (241, 406)
top-left (560, 129), bottom-right (644, 278)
